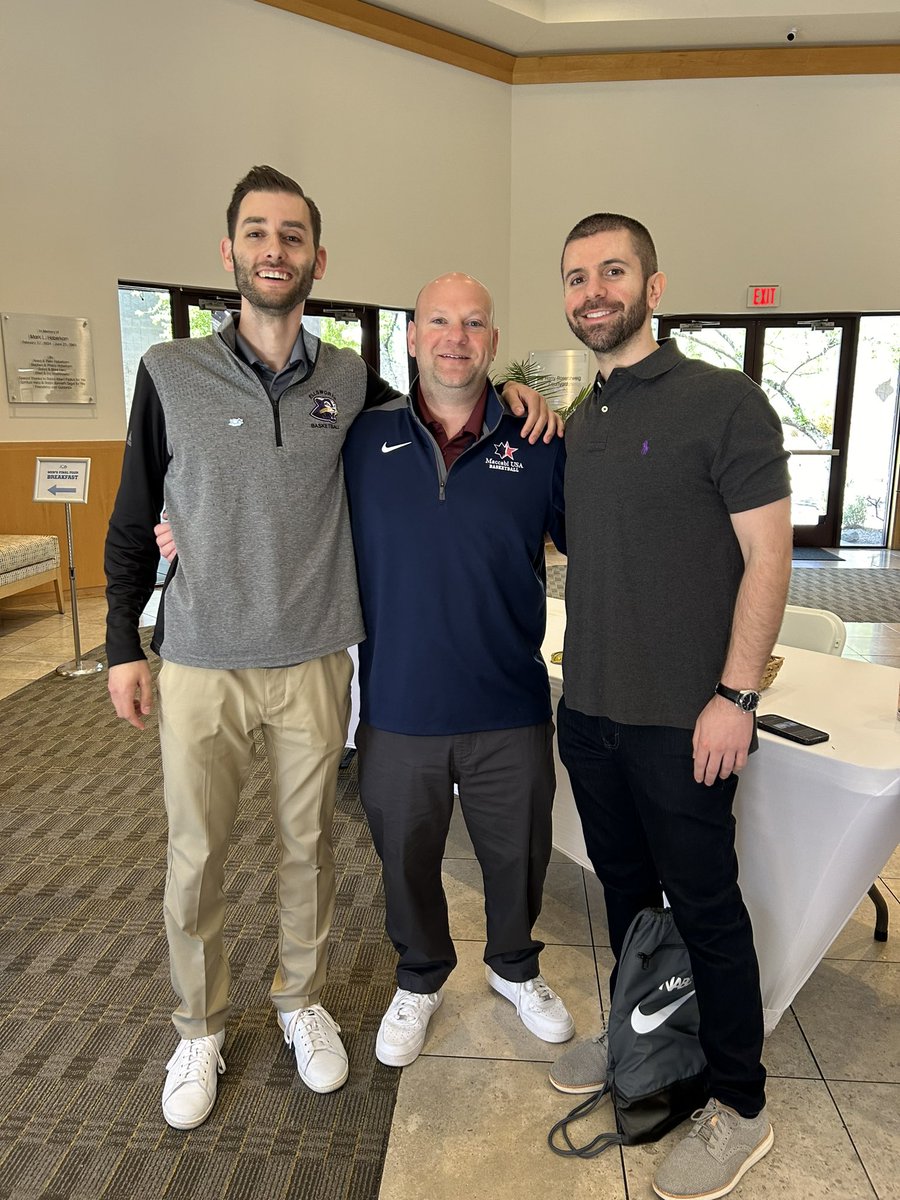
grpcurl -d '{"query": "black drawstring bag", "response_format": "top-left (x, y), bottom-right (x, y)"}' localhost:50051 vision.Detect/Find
top-left (549, 907), bottom-right (709, 1158)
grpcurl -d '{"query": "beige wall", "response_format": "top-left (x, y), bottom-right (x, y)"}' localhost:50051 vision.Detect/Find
top-left (0, 0), bottom-right (512, 444)
top-left (507, 74), bottom-right (899, 360)
top-left (1, 0), bottom-right (897, 444)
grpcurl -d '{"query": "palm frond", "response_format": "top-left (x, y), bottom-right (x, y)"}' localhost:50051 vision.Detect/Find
top-left (492, 358), bottom-right (569, 402)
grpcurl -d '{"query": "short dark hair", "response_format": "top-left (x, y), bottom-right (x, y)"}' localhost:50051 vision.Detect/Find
top-left (561, 213), bottom-right (658, 282)
top-left (226, 165), bottom-right (322, 248)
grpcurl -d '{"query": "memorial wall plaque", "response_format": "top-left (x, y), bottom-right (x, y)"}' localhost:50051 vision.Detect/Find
top-left (2, 312), bottom-right (97, 404)
top-left (528, 349), bottom-right (591, 411)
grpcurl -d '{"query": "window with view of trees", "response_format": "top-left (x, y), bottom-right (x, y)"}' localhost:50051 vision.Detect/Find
top-left (118, 282), bottom-right (414, 421)
top-left (658, 313), bottom-right (900, 548)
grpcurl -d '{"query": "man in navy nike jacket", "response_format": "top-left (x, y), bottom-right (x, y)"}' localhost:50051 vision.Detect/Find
top-left (342, 274), bottom-right (571, 1067)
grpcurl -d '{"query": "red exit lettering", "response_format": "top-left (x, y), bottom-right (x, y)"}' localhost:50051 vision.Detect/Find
top-left (748, 285), bottom-right (780, 308)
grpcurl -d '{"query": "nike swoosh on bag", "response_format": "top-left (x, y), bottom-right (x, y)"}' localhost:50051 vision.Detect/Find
top-left (381, 441), bottom-right (412, 454)
top-left (630, 990), bottom-right (696, 1035)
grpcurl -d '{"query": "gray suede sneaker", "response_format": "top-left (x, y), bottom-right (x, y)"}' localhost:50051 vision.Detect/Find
top-left (548, 1029), bottom-right (608, 1094)
top-left (652, 1099), bottom-right (774, 1200)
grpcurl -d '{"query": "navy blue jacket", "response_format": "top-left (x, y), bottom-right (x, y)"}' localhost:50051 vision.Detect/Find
top-left (343, 383), bottom-right (566, 735)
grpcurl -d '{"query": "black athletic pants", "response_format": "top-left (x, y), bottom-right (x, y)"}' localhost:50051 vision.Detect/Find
top-left (356, 721), bottom-right (556, 994)
top-left (557, 696), bottom-right (767, 1118)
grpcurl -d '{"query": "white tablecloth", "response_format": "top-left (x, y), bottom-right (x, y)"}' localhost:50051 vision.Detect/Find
top-left (542, 597), bottom-right (900, 1033)
top-left (347, 645), bottom-right (361, 748)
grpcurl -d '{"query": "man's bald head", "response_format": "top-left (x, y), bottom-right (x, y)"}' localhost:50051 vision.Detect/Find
top-left (414, 273), bottom-right (495, 325)
top-left (408, 273), bottom-right (500, 406)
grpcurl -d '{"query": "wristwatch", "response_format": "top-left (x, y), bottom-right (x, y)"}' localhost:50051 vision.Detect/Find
top-left (714, 682), bottom-right (760, 713)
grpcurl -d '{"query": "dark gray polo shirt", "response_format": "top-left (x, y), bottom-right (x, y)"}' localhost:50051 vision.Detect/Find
top-left (563, 339), bottom-right (790, 729)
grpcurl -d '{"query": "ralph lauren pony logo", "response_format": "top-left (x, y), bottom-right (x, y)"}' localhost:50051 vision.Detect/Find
top-left (641, 439), bottom-right (650, 456)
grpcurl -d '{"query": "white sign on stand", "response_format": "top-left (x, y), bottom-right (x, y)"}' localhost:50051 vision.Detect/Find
top-left (33, 458), bottom-right (91, 504)
top-left (32, 456), bottom-right (102, 678)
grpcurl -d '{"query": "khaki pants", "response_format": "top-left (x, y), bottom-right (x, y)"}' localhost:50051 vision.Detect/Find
top-left (157, 652), bottom-right (352, 1038)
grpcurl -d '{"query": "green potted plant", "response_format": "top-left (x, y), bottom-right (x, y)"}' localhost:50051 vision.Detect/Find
top-left (494, 358), bottom-right (592, 421)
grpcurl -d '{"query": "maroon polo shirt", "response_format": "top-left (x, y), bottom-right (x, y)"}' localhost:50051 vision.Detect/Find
top-left (415, 383), bottom-right (488, 469)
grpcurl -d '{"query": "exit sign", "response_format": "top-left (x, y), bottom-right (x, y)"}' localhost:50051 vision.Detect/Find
top-left (747, 285), bottom-right (781, 308)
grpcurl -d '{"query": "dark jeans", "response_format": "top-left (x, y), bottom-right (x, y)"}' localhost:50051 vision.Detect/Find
top-left (356, 722), bottom-right (555, 994)
top-left (557, 696), bottom-right (766, 1118)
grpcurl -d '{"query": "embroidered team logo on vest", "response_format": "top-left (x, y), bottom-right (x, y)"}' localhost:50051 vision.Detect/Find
top-left (309, 392), bottom-right (339, 428)
top-left (485, 440), bottom-right (523, 473)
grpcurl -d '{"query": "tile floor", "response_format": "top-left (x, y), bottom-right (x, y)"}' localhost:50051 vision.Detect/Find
top-left (1, 561), bottom-right (899, 1199)
top-left (0, 591), bottom-right (109, 701)
top-left (378, 825), bottom-right (900, 1200)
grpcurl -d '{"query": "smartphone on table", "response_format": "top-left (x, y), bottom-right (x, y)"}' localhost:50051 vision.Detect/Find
top-left (757, 713), bottom-right (829, 746)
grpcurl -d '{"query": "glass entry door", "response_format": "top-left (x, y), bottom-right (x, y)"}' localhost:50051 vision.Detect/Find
top-left (757, 322), bottom-right (849, 547)
top-left (660, 316), bottom-right (855, 547)
top-left (842, 316), bottom-right (900, 546)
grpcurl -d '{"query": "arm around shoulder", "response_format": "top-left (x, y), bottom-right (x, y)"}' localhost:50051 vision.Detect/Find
top-left (501, 381), bottom-right (565, 443)
top-left (363, 363), bottom-right (403, 409)
top-left (105, 360), bottom-right (170, 666)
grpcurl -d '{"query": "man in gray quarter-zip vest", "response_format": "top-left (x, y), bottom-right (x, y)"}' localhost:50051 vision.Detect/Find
top-left (104, 166), bottom-right (558, 1131)
top-left (106, 165), bottom-right (371, 1128)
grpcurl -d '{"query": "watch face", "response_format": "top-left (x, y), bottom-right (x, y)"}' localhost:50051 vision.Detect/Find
top-left (715, 683), bottom-right (760, 712)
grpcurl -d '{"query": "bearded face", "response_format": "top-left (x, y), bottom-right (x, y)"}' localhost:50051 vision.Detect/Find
top-left (566, 288), bottom-right (650, 355)
top-left (223, 191), bottom-right (324, 319)
top-left (231, 251), bottom-right (317, 316)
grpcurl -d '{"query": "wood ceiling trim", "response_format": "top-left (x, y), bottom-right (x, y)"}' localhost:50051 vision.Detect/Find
top-left (514, 44), bottom-right (900, 84)
top-left (255, 1), bottom-right (900, 83)
top-left (256, 0), bottom-right (515, 83)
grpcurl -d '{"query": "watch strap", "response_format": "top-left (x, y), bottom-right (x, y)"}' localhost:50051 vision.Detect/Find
top-left (715, 682), bottom-right (760, 712)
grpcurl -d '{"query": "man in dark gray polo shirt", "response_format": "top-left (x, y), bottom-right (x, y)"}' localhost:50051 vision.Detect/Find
top-left (547, 213), bottom-right (791, 1200)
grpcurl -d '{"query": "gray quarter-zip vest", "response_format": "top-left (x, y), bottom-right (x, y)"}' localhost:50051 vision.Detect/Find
top-left (146, 327), bottom-right (367, 669)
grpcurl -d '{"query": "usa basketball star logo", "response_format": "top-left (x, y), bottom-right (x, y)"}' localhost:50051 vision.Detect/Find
top-left (486, 440), bottom-right (523, 473)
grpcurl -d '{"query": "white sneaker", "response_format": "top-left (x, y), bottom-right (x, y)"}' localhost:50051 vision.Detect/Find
top-left (162, 1030), bottom-right (226, 1129)
top-left (486, 967), bottom-right (575, 1043)
top-left (375, 988), bottom-right (443, 1067)
top-left (278, 1005), bottom-right (349, 1094)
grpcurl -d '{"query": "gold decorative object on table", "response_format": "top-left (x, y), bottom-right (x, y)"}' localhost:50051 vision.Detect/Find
top-left (760, 655), bottom-right (784, 690)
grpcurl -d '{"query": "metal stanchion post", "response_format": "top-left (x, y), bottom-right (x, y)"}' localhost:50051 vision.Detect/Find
top-left (56, 501), bottom-right (103, 678)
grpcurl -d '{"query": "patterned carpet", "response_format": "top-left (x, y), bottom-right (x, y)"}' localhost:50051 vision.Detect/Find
top-left (785, 568), bottom-right (900, 623)
top-left (546, 564), bottom-right (900, 623)
top-left (791, 547), bottom-right (842, 561)
top-left (0, 641), bottom-right (399, 1200)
